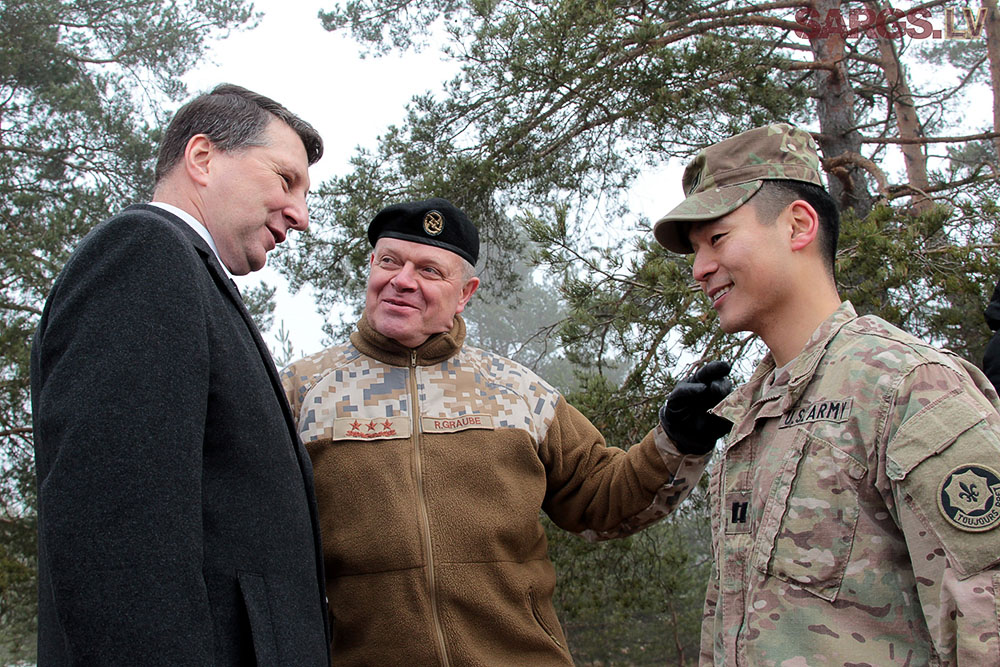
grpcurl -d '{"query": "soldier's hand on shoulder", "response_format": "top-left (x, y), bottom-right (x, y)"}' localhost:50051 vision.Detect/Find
top-left (659, 360), bottom-right (734, 455)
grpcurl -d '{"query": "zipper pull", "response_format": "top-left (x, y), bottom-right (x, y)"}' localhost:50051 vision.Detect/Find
top-left (411, 350), bottom-right (417, 367)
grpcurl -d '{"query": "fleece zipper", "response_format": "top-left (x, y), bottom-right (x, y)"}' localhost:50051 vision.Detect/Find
top-left (409, 350), bottom-right (451, 667)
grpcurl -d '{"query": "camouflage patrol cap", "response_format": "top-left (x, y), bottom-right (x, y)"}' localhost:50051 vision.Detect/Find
top-left (368, 197), bottom-right (479, 265)
top-left (653, 123), bottom-right (823, 253)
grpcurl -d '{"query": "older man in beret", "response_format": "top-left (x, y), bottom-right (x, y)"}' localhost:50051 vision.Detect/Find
top-left (653, 123), bottom-right (1000, 665)
top-left (282, 197), bottom-right (731, 665)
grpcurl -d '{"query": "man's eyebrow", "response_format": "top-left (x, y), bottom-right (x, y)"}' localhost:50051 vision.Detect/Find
top-left (275, 157), bottom-right (307, 183)
top-left (411, 255), bottom-right (440, 268)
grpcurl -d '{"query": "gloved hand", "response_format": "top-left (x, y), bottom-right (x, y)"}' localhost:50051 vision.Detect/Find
top-left (659, 360), bottom-right (734, 455)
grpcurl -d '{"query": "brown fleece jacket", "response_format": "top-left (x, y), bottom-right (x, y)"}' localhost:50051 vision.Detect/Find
top-left (281, 316), bottom-right (710, 666)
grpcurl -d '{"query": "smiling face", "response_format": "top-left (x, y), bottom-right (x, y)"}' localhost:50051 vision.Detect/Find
top-left (364, 237), bottom-right (480, 348)
top-left (687, 203), bottom-right (792, 339)
top-left (199, 118), bottom-right (311, 275)
top-left (685, 198), bottom-right (844, 366)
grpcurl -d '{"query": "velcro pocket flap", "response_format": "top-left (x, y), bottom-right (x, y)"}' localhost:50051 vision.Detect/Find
top-left (886, 389), bottom-right (983, 481)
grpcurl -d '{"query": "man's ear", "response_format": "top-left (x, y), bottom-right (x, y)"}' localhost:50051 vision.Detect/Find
top-left (787, 200), bottom-right (820, 252)
top-left (184, 134), bottom-right (215, 186)
top-left (454, 276), bottom-right (480, 314)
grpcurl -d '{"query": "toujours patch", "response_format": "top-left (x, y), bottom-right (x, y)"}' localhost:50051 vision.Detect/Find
top-left (938, 464), bottom-right (1000, 533)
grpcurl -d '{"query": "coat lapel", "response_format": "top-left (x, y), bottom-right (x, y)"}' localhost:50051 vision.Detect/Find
top-left (199, 252), bottom-right (289, 412)
top-left (130, 206), bottom-right (295, 426)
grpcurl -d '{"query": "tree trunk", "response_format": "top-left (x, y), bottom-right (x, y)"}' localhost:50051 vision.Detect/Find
top-left (870, 4), bottom-right (932, 213)
top-left (808, 0), bottom-right (877, 217)
top-left (984, 0), bottom-right (1000, 162)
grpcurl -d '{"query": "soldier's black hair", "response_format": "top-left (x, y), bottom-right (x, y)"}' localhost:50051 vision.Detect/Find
top-left (750, 179), bottom-right (840, 279)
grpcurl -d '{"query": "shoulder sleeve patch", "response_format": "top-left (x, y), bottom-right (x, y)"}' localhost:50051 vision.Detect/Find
top-left (939, 465), bottom-right (1000, 533)
top-left (889, 397), bottom-right (1000, 576)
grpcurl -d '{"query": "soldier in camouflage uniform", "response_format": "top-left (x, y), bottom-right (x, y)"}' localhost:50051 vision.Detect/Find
top-left (281, 198), bottom-right (728, 666)
top-left (653, 123), bottom-right (1000, 665)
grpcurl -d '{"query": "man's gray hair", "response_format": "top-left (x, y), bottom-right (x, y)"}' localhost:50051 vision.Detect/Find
top-left (460, 258), bottom-right (476, 281)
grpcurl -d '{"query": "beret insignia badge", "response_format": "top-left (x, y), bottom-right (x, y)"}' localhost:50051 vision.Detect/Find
top-left (423, 210), bottom-right (444, 236)
top-left (938, 464), bottom-right (1000, 532)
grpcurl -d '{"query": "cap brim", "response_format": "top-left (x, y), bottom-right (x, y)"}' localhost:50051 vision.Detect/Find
top-left (653, 181), bottom-right (762, 253)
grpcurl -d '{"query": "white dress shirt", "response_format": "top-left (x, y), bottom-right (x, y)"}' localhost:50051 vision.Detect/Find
top-left (149, 201), bottom-right (231, 277)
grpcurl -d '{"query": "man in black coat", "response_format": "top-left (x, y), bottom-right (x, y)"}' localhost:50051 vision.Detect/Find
top-left (31, 84), bottom-right (331, 665)
top-left (985, 278), bottom-right (1000, 393)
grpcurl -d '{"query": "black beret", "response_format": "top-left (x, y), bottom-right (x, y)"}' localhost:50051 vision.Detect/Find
top-left (367, 198), bottom-right (479, 266)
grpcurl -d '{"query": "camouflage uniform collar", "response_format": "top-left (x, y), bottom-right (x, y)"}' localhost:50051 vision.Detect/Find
top-left (781, 301), bottom-right (857, 403)
top-left (352, 314), bottom-right (466, 366)
top-left (713, 301), bottom-right (857, 427)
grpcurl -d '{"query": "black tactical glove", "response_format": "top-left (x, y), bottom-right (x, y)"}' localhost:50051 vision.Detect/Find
top-left (659, 360), bottom-right (734, 455)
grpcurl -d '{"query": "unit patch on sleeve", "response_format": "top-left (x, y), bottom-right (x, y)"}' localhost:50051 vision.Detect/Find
top-left (779, 398), bottom-right (853, 429)
top-left (938, 464), bottom-right (1000, 532)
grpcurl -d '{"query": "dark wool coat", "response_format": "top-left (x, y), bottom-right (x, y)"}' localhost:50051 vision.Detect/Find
top-left (985, 278), bottom-right (1000, 394)
top-left (31, 205), bottom-right (330, 665)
